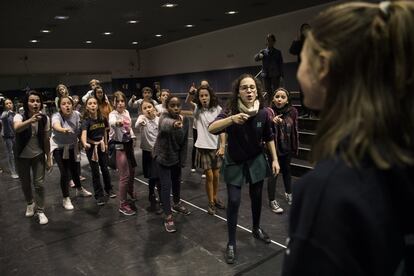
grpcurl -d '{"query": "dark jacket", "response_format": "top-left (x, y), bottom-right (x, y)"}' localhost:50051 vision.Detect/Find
top-left (14, 114), bottom-right (47, 157)
top-left (153, 113), bottom-right (189, 167)
top-left (282, 157), bottom-right (414, 276)
top-left (255, 47), bottom-right (284, 79)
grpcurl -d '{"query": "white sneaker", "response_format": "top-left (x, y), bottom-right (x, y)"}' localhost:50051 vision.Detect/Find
top-left (285, 193), bottom-right (292, 205)
top-left (37, 212), bottom-right (49, 225)
top-left (62, 197), bottom-right (74, 210)
top-left (201, 174), bottom-right (206, 179)
top-left (69, 180), bottom-right (75, 188)
top-left (76, 187), bottom-right (92, 197)
top-left (191, 168), bottom-right (196, 173)
top-left (11, 173), bottom-right (19, 179)
top-left (25, 202), bottom-right (35, 217)
top-left (269, 200), bottom-right (284, 214)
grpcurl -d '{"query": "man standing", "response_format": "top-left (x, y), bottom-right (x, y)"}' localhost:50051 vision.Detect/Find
top-left (255, 33), bottom-right (284, 97)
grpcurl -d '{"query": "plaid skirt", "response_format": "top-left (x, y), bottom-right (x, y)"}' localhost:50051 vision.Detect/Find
top-left (195, 148), bottom-right (223, 170)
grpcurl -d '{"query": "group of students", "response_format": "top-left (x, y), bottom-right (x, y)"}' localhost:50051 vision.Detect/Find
top-left (1, 1), bottom-right (413, 273)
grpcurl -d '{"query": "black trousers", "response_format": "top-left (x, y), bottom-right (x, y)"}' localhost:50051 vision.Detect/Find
top-left (53, 148), bottom-right (81, 198)
top-left (156, 161), bottom-right (181, 216)
top-left (86, 144), bottom-right (112, 199)
top-left (267, 154), bottom-right (292, 201)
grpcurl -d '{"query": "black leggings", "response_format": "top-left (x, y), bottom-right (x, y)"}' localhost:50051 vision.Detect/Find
top-left (53, 148), bottom-right (81, 198)
top-left (227, 181), bottom-right (264, 246)
top-left (267, 154), bottom-right (292, 201)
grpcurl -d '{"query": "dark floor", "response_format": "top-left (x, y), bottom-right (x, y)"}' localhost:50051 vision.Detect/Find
top-left (0, 135), bottom-right (291, 276)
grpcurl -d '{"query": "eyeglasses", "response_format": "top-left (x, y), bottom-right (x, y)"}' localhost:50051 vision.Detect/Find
top-left (239, 85), bottom-right (257, 91)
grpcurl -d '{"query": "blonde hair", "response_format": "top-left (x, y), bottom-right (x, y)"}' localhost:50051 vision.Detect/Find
top-left (308, 1), bottom-right (414, 169)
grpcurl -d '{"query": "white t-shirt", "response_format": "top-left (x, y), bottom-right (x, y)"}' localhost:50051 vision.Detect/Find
top-left (194, 105), bottom-right (222, 149)
top-left (14, 113), bottom-right (50, 158)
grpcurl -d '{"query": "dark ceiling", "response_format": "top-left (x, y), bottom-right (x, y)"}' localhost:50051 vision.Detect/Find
top-left (0, 0), bottom-right (337, 49)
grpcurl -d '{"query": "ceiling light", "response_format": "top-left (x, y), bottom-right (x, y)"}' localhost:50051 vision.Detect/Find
top-left (185, 24), bottom-right (195, 28)
top-left (41, 29), bottom-right (50, 33)
top-left (54, 15), bottom-right (69, 20)
top-left (85, 40), bottom-right (93, 44)
top-left (161, 3), bottom-right (178, 8)
top-left (132, 41), bottom-right (138, 45)
top-left (225, 10), bottom-right (238, 15)
top-left (29, 40), bottom-right (39, 43)
top-left (103, 32), bottom-right (113, 35)
top-left (127, 20), bottom-right (139, 24)
top-left (155, 34), bottom-right (163, 37)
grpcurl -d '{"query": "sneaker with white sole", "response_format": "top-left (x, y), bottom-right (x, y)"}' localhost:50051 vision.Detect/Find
top-left (191, 168), bottom-right (196, 173)
top-left (62, 197), bottom-right (74, 210)
top-left (164, 216), bottom-right (177, 233)
top-left (36, 212), bottom-right (49, 225)
top-left (285, 193), bottom-right (292, 205)
top-left (11, 173), bottom-right (19, 179)
top-left (76, 187), bottom-right (92, 197)
top-left (269, 200), bottom-right (284, 214)
top-left (25, 202), bottom-right (35, 217)
top-left (201, 174), bottom-right (206, 179)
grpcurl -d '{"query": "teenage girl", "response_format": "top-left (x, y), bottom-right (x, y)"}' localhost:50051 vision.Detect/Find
top-left (282, 2), bottom-right (414, 274)
top-left (93, 86), bottom-right (112, 120)
top-left (267, 88), bottom-right (298, 214)
top-left (186, 85), bottom-right (226, 215)
top-left (153, 95), bottom-right (190, 233)
top-left (1, 98), bottom-right (18, 178)
top-left (81, 97), bottom-right (114, 206)
top-left (135, 100), bottom-right (161, 213)
top-left (209, 74), bottom-right (280, 264)
top-left (55, 84), bottom-right (69, 110)
top-left (13, 90), bottom-right (52, 225)
top-left (51, 96), bottom-right (92, 211)
top-left (109, 91), bottom-right (138, 216)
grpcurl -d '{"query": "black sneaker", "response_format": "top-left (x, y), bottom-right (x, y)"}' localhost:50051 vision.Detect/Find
top-left (164, 217), bottom-right (177, 233)
top-left (225, 244), bottom-right (236, 264)
top-left (172, 202), bottom-right (191, 215)
top-left (96, 197), bottom-right (106, 206)
top-left (106, 190), bottom-right (117, 198)
top-left (252, 227), bottom-right (271, 244)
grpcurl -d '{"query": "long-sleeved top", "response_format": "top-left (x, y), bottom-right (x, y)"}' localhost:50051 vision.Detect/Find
top-left (282, 157), bottom-right (414, 276)
top-left (268, 106), bottom-right (299, 156)
top-left (108, 110), bottom-right (135, 143)
top-left (152, 113), bottom-right (189, 167)
top-left (212, 108), bottom-right (274, 163)
top-left (255, 47), bottom-right (284, 78)
top-left (135, 114), bottom-right (159, 151)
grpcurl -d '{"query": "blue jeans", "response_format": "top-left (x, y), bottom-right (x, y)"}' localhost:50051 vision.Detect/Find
top-left (2, 137), bottom-right (17, 175)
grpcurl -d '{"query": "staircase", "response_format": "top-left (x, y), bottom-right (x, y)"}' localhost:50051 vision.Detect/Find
top-left (290, 91), bottom-right (318, 177)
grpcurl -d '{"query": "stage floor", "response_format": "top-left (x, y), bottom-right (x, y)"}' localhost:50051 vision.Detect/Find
top-left (0, 136), bottom-right (291, 276)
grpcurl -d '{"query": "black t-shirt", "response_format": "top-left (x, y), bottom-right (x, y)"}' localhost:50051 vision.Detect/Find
top-left (81, 117), bottom-right (108, 141)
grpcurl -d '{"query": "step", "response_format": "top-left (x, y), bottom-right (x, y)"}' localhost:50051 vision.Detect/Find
top-left (298, 130), bottom-right (316, 146)
top-left (297, 146), bottom-right (311, 161)
top-left (298, 117), bottom-right (319, 132)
